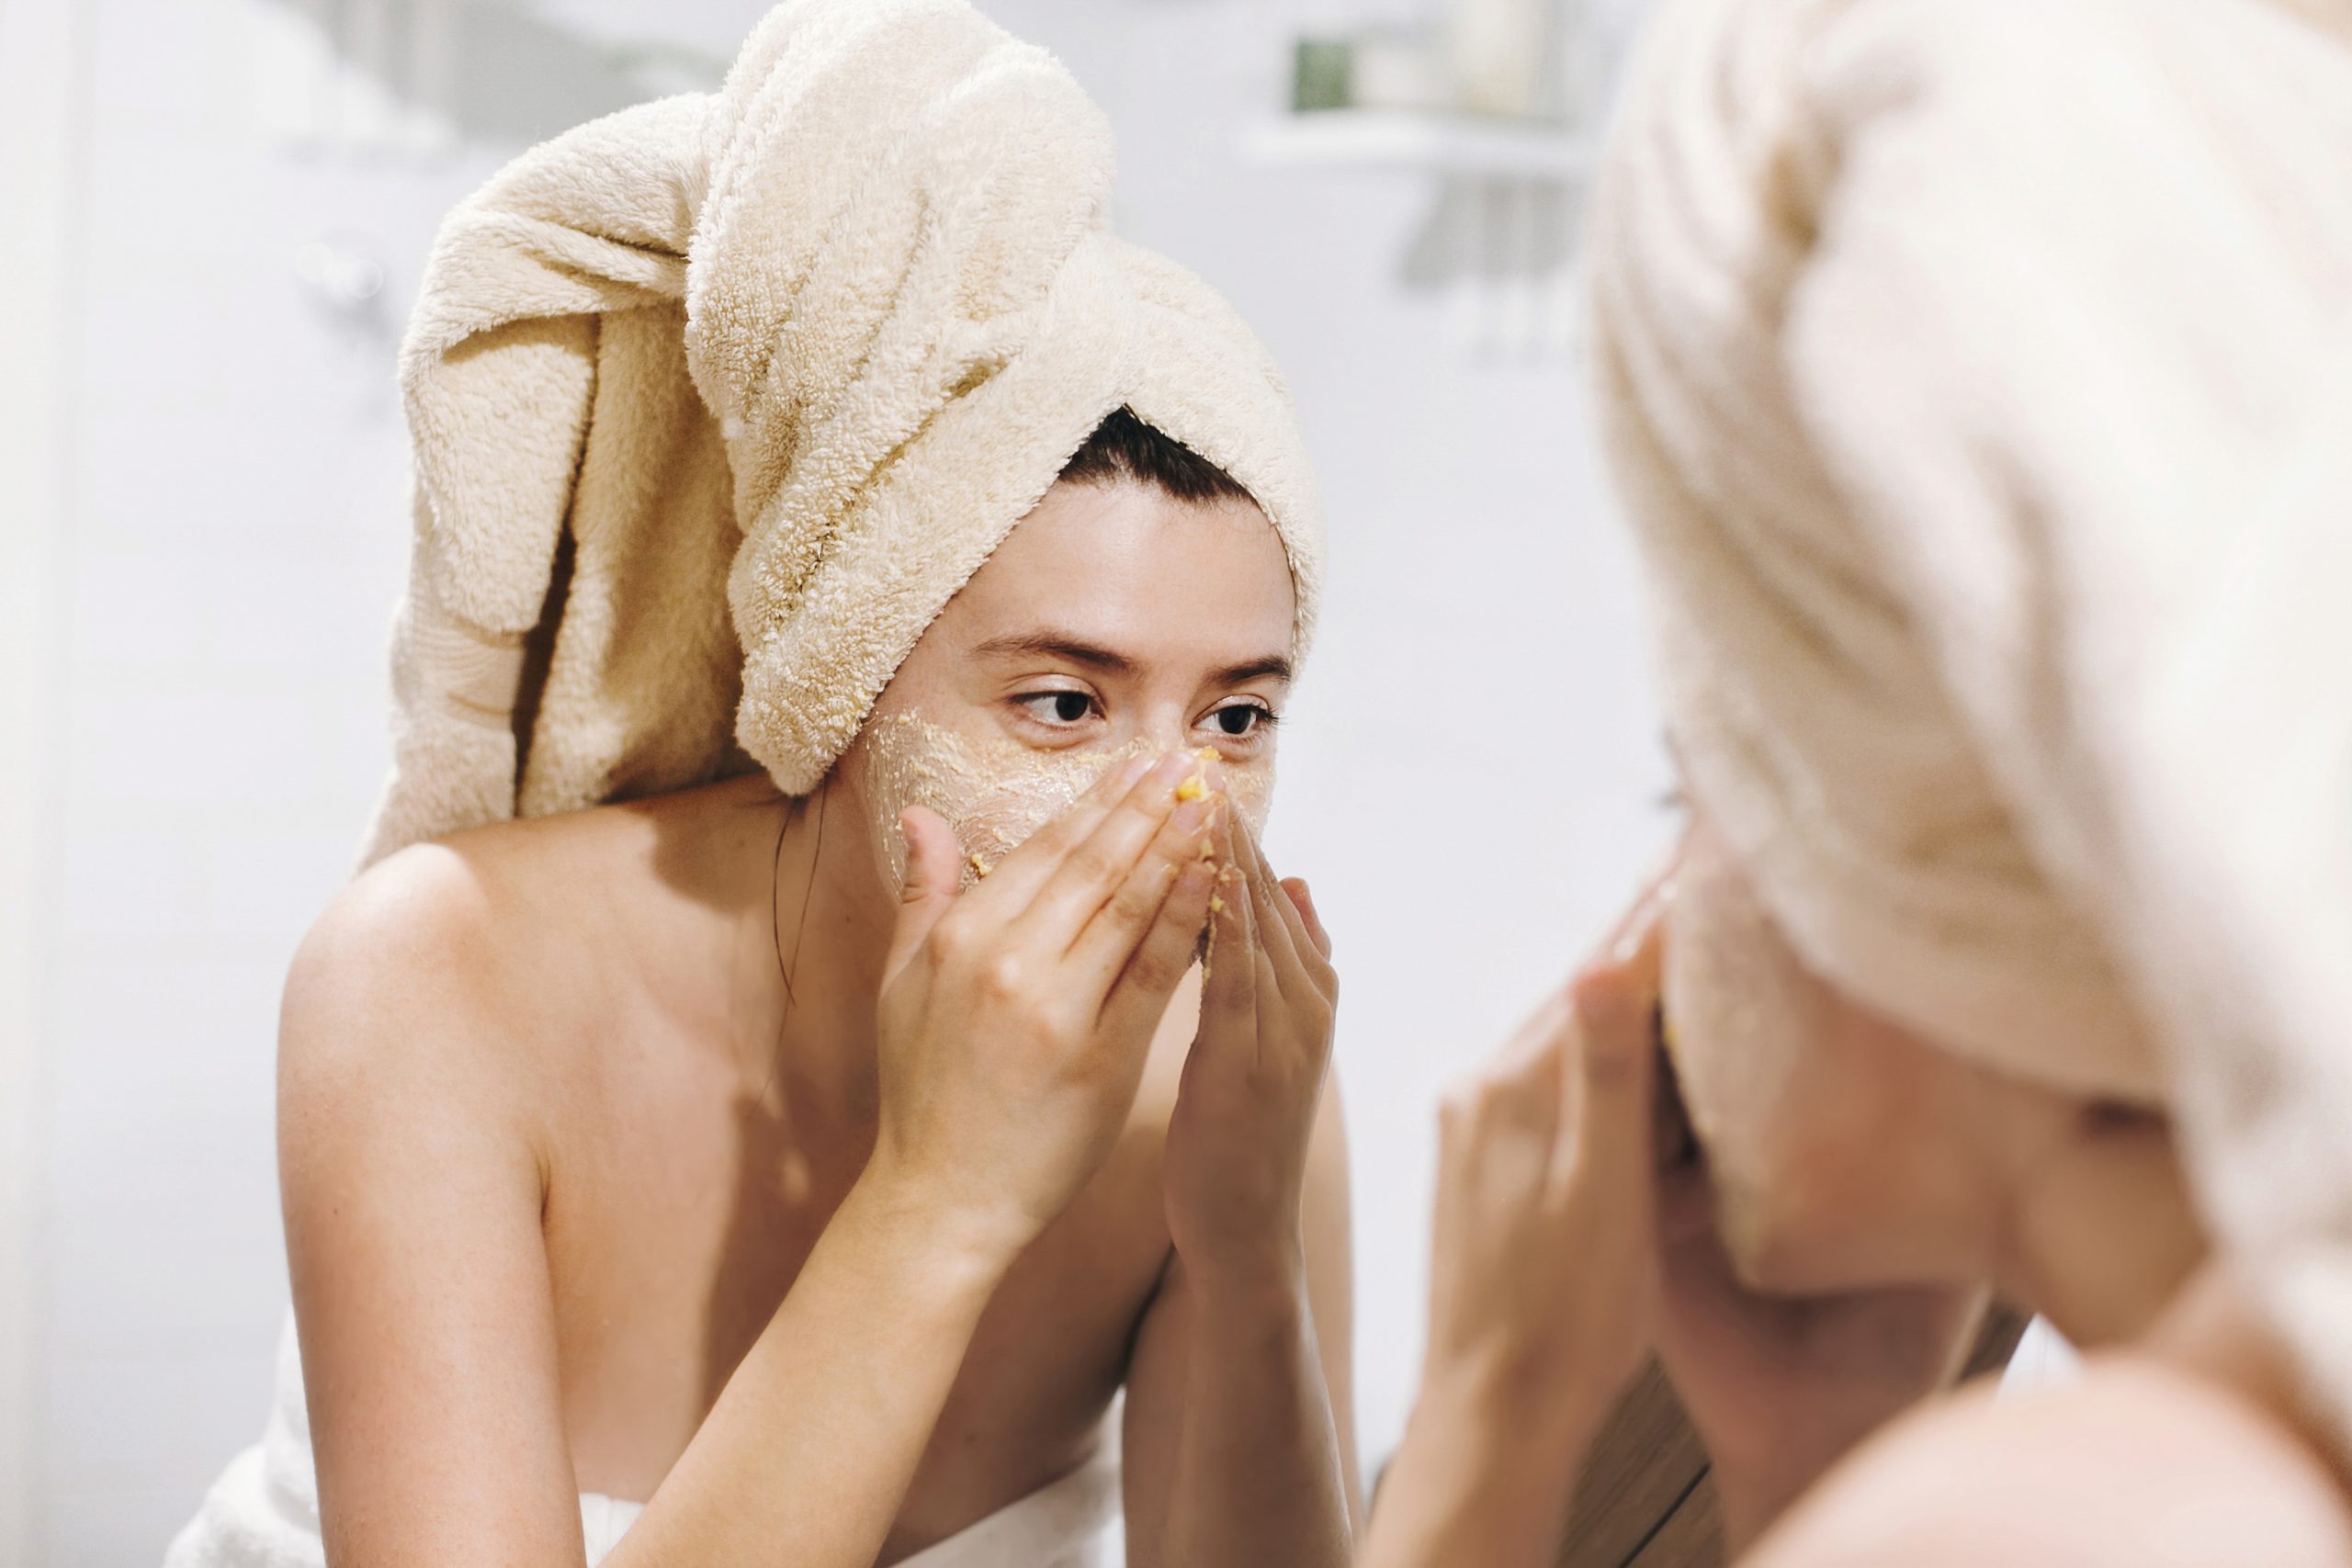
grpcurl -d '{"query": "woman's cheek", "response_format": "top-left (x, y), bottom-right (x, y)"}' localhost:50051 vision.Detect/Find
top-left (853, 711), bottom-right (1275, 894)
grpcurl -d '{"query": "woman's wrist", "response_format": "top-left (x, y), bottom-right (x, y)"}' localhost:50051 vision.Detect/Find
top-left (1176, 1225), bottom-right (1309, 1303)
top-left (836, 1161), bottom-right (1031, 1301)
top-left (1411, 1344), bottom-right (1618, 1466)
top-left (1178, 1250), bottom-right (1314, 1372)
top-left (1376, 1375), bottom-right (1598, 1568)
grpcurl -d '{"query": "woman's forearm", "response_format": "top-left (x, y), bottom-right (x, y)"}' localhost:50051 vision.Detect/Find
top-left (602, 1174), bottom-right (1013, 1568)
top-left (1162, 1261), bottom-right (1352, 1568)
top-left (1363, 1370), bottom-right (1605, 1568)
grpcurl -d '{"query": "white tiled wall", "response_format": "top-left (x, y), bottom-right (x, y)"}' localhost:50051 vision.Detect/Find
top-left (25, 2), bottom-right (1668, 1562)
top-left (34, 4), bottom-right (516, 1557)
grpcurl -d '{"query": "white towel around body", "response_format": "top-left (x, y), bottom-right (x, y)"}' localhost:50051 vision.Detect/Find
top-left (164, 1320), bottom-right (1122, 1568)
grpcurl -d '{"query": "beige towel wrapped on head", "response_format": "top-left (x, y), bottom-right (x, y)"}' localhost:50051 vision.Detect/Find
top-left (368, 0), bottom-right (1322, 864)
top-left (1592, 0), bottom-right (2352, 1448)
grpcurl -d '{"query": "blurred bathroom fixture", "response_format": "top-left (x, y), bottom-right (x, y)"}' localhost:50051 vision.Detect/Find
top-left (1448, 0), bottom-right (1566, 118)
top-left (248, 0), bottom-right (727, 157)
top-left (1247, 109), bottom-right (1592, 178)
top-left (251, 0), bottom-right (457, 156)
top-left (1291, 27), bottom-right (1451, 115)
top-left (293, 233), bottom-right (401, 414)
top-left (1252, 0), bottom-right (1610, 364)
top-left (295, 238), bottom-right (387, 316)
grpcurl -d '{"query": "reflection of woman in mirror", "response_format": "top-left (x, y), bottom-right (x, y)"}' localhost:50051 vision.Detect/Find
top-left (1368, 0), bottom-right (2352, 1561)
top-left (167, 5), bottom-right (1359, 1564)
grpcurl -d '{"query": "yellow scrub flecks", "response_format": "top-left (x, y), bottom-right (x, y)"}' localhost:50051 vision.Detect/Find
top-left (851, 713), bottom-right (1272, 894)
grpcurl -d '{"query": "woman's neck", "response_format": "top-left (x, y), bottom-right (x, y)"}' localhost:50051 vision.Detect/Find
top-left (1994, 1105), bottom-right (2209, 1347)
top-left (754, 779), bottom-right (899, 1120)
top-left (667, 774), bottom-right (899, 1130)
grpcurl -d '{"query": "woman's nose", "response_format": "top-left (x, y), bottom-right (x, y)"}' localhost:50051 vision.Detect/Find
top-left (1119, 706), bottom-right (1197, 755)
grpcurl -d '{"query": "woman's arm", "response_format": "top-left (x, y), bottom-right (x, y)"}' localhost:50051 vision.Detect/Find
top-left (282, 858), bottom-right (595, 1568)
top-left (1122, 1077), bottom-right (1363, 1568)
top-left (1747, 1353), bottom-right (2352, 1567)
top-left (295, 750), bottom-right (1223, 1568)
top-left (1122, 822), bottom-right (1359, 1568)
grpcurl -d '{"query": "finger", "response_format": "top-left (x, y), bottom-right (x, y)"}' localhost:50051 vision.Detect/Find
top-left (1559, 911), bottom-right (1664, 1201)
top-left (1280, 877), bottom-right (1332, 960)
top-left (1195, 798), bottom-right (1250, 1012)
top-left (1197, 799), bottom-right (1259, 1029)
top-left (1229, 819), bottom-right (1306, 992)
top-left (883, 806), bottom-right (964, 980)
top-left (1487, 982), bottom-right (1577, 1087)
top-left (1095, 828), bottom-right (1224, 1046)
top-left (1603, 852), bottom-right (1681, 970)
top-left (967, 750), bottom-right (1159, 909)
top-left (1064, 767), bottom-right (1224, 994)
top-left (1448, 987), bottom-right (1574, 1156)
top-left (1023, 750), bottom-right (1211, 952)
top-left (1434, 1032), bottom-right (1562, 1230)
top-left (1571, 886), bottom-right (1667, 1082)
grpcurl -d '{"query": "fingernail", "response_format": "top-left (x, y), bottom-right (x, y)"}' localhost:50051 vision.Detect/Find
top-left (1114, 753), bottom-right (1156, 789)
top-left (1150, 750), bottom-right (1193, 790)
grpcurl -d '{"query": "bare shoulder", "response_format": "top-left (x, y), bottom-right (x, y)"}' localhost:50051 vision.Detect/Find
top-left (277, 815), bottom-right (616, 1151)
top-left (1755, 1357), bottom-right (2352, 1567)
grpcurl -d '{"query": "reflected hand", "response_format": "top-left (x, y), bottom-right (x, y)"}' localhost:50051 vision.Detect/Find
top-left (1419, 890), bottom-right (1668, 1438)
top-left (1359, 884), bottom-right (1671, 1568)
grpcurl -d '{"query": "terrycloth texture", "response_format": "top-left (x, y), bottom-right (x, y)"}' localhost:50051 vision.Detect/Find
top-left (366, 0), bottom-right (1321, 863)
top-left (1592, 0), bottom-right (2352, 1448)
top-left (164, 1320), bottom-right (1123, 1567)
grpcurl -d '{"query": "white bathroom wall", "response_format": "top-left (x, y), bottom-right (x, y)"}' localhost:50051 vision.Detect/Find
top-left (26, 5), bottom-right (517, 1559)
top-left (22, 1), bottom-right (1668, 1562)
top-left (2, 3), bottom-right (90, 1557)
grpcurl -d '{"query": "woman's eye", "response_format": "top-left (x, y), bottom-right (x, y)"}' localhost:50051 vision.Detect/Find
top-left (1209, 702), bottom-right (1274, 739)
top-left (1016, 691), bottom-right (1097, 727)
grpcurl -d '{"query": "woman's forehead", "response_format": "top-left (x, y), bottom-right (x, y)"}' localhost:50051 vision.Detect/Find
top-left (945, 479), bottom-right (1295, 658)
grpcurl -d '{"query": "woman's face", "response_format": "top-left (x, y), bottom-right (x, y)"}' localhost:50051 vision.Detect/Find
top-left (1660, 816), bottom-right (2033, 1293)
top-left (839, 477), bottom-right (1295, 890)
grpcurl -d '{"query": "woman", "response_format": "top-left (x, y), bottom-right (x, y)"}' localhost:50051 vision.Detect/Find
top-left (169, 4), bottom-right (1359, 1564)
top-left (1368, 0), bottom-right (2352, 1560)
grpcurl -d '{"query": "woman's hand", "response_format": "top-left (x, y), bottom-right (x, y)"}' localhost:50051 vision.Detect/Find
top-left (862, 750), bottom-right (1223, 1269)
top-left (1363, 884), bottom-right (1670, 1568)
top-left (1161, 802), bottom-right (1340, 1287)
top-left (1138, 799), bottom-right (1358, 1568)
top-left (1419, 894), bottom-right (1666, 1441)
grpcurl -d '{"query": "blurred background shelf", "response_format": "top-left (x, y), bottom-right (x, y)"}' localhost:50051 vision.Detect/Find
top-left (1243, 109), bottom-right (1596, 179)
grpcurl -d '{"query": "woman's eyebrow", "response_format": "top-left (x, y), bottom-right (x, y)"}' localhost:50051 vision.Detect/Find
top-left (969, 632), bottom-right (1137, 675)
top-left (1211, 655), bottom-right (1293, 687)
top-left (967, 633), bottom-right (1291, 688)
